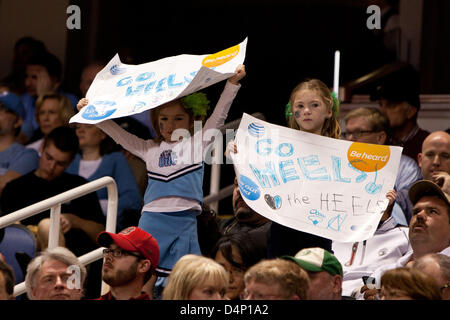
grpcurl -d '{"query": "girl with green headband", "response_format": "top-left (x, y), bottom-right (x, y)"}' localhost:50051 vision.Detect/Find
top-left (77, 64), bottom-right (246, 298)
top-left (270, 78), bottom-right (341, 257)
top-left (285, 78), bottom-right (340, 138)
top-left (226, 78), bottom-right (340, 259)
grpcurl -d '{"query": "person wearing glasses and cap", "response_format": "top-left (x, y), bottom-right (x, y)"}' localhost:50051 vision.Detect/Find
top-left (96, 226), bottom-right (160, 300)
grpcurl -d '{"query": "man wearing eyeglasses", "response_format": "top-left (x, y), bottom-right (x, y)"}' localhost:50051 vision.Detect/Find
top-left (342, 106), bottom-right (421, 225)
top-left (332, 107), bottom-right (419, 297)
top-left (95, 226), bottom-right (160, 300)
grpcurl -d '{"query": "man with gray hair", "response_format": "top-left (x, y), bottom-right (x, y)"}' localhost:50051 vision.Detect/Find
top-left (25, 246), bottom-right (86, 300)
top-left (413, 253), bottom-right (450, 300)
top-left (243, 258), bottom-right (309, 300)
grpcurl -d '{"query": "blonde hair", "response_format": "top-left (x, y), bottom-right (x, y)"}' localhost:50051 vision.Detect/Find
top-left (162, 254), bottom-right (229, 300)
top-left (244, 258), bottom-right (310, 300)
top-left (286, 79), bottom-right (341, 139)
top-left (381, 267), bottom-right (442, 300)
top-left (35, 93), bottom-right (75, 126)
top-left (344, 107), bottom-right (389, 133)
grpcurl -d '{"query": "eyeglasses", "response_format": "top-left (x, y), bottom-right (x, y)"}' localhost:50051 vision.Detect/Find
top-left (441, 283), bottom-right (450, 293)
top-left (102, 248), bottom-right (144, 259)
top-left (342, 130), bottom-right (375, 139)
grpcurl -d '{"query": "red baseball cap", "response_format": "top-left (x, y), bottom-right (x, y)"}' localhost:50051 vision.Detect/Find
top-left (97, 226), bottom-right (160, 272)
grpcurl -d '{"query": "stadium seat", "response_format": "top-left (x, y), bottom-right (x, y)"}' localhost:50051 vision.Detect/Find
top-left (0, 224), bottom-right (37, 285)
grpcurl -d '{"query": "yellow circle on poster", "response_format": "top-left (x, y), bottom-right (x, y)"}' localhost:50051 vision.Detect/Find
top-left (202, 44), bottom-right (240, 68)
top-left (347, 142), bottom-right (390, 172)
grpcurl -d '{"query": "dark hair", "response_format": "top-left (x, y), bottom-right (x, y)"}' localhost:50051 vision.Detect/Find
top-left (196, 204), bottom-right (222, 257)
top-left (28, 51), bottom-right (62, 82)
top-left (43, 126), bottom-right (79, 160)
top-left (14, 36), bottom-right (46, 53)
top-left (99, 135), bottom-right (121, 156)
top-left (370, 65), bottom-right (421, 111)
top-left (211, 232), bottom-right (266, 272)
top-left (0, 259), bottom-right (15, 296)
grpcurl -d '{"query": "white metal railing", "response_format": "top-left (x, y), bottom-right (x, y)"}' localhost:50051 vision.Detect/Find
top-left (0, 112), bottom-right (264, 298)
top-left (0, 176), bottom-right (118, 298)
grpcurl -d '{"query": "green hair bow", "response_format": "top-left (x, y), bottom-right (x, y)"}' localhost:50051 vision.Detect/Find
top-left (181, 92), bottom-right (210, 117)
top-left (285, 102), bottom-right (292, 119)
top-left (331, 91), bottom-right (340, 116)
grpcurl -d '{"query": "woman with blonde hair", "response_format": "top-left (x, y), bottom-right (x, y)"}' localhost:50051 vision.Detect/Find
top-left (27, 93), bottom-right (75, 153)
top-left (162, 254), bottom-right (229, 300)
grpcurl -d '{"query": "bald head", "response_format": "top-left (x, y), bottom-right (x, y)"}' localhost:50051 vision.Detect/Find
top-left (418, 131), bottom-right (450, 181)
top-left (413, 253), bottom-right (450, 300)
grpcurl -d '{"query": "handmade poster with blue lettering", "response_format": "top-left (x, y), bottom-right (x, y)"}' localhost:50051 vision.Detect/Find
top-left (69, 38), bottom-right (247, 124)
top-left (231, 113), bottom-right (403, 242)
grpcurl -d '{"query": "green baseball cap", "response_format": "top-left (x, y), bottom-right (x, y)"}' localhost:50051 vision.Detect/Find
top-left (282, 247), bottom-right (343, 277)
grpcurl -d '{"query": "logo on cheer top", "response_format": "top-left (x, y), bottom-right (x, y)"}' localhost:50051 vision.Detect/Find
top-left (238, 175), bottom-right (260, 201)
top-left (202, 44), bottom-right (240, 68)
top-left (248, 123), bottom-right (265, 137)
top-left (110, 64), bottom-right (126, 75)
top-left (347, 142), bottom-right (390, 172)
top-left (81, 101), bottom-right (117, 120)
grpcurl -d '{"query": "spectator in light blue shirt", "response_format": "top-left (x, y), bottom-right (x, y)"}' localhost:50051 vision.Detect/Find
top-left (0, 91), bottom-right (39, 196)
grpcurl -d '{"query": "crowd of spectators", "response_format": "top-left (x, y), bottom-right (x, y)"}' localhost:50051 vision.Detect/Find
top-left (0, 36), bottom-right (449, 301)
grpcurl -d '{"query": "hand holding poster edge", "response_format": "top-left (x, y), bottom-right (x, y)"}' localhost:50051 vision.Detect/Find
top-left (70, 37), bottom-right (248, 124)
top-left (232, 113), bottom-right (403, 243)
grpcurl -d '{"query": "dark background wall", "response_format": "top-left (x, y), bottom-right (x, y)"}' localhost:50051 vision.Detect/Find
top-left (64, 0), bottom-right (391, 126)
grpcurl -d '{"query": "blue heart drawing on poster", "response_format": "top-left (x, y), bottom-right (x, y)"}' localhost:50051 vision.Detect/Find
top-left (264, 194), bottom-right (282, 210)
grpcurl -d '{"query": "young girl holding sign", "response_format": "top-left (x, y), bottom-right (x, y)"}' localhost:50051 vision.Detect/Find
top-left (226, 78), bottom-right (339, 256)
top-left (269, 78), bottom-right (340, 257)
top-left (77, 64), bottom-right (246, 295)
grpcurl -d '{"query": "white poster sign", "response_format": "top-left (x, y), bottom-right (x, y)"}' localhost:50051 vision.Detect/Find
top-left (70, 38), bottom-right (247, 124)
top-left (232, 113), bottom-right (403, 242)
